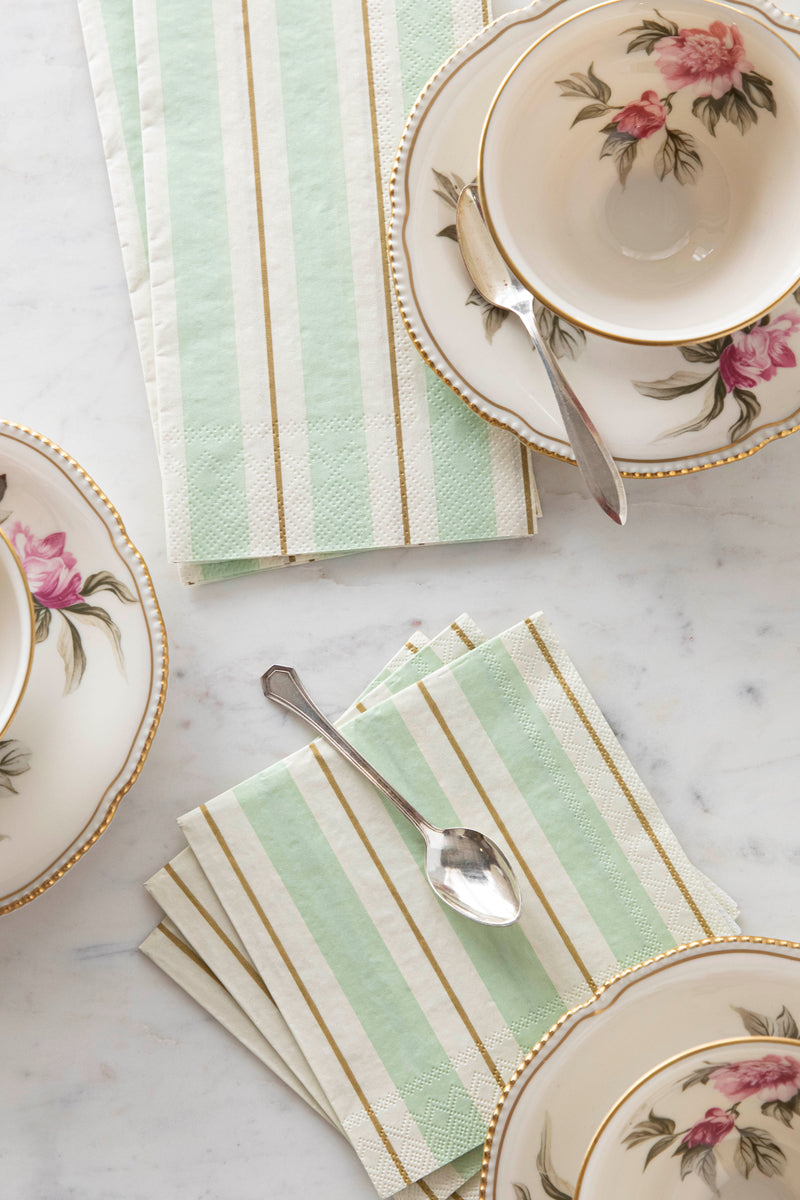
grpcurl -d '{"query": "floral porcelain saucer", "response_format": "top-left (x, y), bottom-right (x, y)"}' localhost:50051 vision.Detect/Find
top-left (0, 422), bottom-right (167, 914)
top-left (388, 0), bottom-right (800, 476)
top-left (481, 937), bottom-right (800, 1200)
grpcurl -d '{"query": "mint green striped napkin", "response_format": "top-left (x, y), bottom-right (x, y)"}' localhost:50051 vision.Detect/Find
top-left (143, 618), bottom-right (488, 1200)
top-left (77, 0), bottom-right (539, 584)
top-left (174, 613), bottom-right (737, 1197)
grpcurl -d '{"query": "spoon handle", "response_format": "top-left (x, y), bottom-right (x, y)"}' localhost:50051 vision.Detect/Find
top-left (519, 304), bottom-right (628, 525)
top-left (261, 665), bottom-right (434, 838)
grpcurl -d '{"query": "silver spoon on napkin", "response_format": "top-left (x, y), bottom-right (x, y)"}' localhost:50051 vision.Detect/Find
top-left (261, 665), bottom-right (522, 927)
top-left (456, 183), bottom-right (627, 526)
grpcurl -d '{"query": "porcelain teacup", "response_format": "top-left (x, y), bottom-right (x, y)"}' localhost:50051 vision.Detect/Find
top-left (575, 1035), bottom-right (800, 1198)
top-left (0, 525), bottom-right (34, 738)
top-left (479, 0), bottom-right (800, 346)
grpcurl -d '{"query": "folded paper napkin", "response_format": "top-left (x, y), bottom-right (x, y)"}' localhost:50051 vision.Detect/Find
top-left (77, 0), bottom-right (539, 584)
top-left (141, 613), bottom-right (738, 1199)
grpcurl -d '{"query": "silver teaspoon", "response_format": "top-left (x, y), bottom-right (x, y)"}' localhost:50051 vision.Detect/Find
top-left (456, 184), bottom-right (627, 526)
top-left (261, 665), bottom-right (522, 927)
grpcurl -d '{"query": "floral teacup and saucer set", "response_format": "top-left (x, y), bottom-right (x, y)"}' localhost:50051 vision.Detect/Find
top-left (389, 0), bottom-right (800, 477)
top-left (0, 422), bottom-right (166, 915)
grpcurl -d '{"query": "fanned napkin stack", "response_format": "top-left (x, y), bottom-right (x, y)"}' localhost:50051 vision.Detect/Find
top-left (77, 0), bottom-right (540, 584)
top-left (141, 613), bottom-right (739, 1199)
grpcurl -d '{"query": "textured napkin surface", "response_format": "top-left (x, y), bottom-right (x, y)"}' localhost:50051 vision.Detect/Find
top-left (170, 613), bottom-right (737, 1197)
top-left (143, 618), bottom-right (489, 1200)
top-left (78, 0), bottom-right (539, 581)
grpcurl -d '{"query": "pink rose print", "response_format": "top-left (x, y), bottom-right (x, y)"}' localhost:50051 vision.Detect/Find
top-left (563, 11), bottom-right (776, 189)
top-left (682, 1107), bottom-right (736, 1148)
top-left (1, 500), bottom-right (135, 694)
top-left (655, 21), bottom-right (752, 99)
top-left (8, 523), bottom-right (83, 609)
top-left (719, 313), bottom-right (800, 392)
top-left (710, 1054), bottom-right (800, 1104)
top-left (636, 309), bottom-right (800, 443)
top-left (615, 1012), bottom-right (800, 1192)
top-left (613, 91), bottom-right (668, 139)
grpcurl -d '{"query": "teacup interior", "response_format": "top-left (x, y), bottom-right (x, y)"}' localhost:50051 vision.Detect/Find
top-left (480, 0), bottom-right (800, 343)
top-left (576, 1037), bottom-right (800, 1199)
top-left (0, 529), bottom-right (34, 738)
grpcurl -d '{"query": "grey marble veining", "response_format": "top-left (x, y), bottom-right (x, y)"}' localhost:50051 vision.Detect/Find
top-left (2, 0), bottom-right (800, 1197)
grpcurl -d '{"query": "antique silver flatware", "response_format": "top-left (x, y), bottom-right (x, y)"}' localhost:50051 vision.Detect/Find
top-left (456, 183), bottom-right (628, 525)
top-left (261, 665), bottom-right (522, 927)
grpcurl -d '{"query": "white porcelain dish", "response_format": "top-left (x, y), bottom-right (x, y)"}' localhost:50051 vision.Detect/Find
top-left (481, 937), bottom-right (800, 1200)
top-left (388, 0), bottom-right (800, 476)
top-left (0, 422), bottom-right (168, 914)
top-left (0, 523), bottom-right (34, 739)
top-left (479, 0), bottom-right (800, 345)
top-left (576, 1035), bottom-right (800, 1197)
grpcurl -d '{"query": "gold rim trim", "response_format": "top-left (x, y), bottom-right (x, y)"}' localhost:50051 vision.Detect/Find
top-left (0, 523), bottom-right (35, 740)
top-left (477, 0), bottom-right (800, 347)
top-left (573, 1033), bottom-right (800, 1196)
top-left (0, 422), bottom-right (169, 916)
top-left (480, 935), bottom-right (800, 1200)
top-left (387, 0), bottom-right (800, 477)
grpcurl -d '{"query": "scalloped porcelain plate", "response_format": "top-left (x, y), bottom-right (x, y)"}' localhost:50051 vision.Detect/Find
top-left (0, 423), bottom-right (168, 914)
top-left (388, 0), bottom-right (800, 476)
top-left (481, 937), bottom-right (800, 1200)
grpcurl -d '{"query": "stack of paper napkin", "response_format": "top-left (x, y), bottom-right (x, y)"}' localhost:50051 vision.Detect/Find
top-left (141, 613), bottom-right (738, 1199)
top-left (77, 0), bottom-right (540, 584)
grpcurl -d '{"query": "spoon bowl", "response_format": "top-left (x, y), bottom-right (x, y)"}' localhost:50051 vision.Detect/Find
top-left (425, 826), bottom-right (522, 926)
top-left (261, 665), bottom-right (522, 927)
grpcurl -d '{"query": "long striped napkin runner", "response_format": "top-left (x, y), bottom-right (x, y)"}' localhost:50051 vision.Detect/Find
top-left (157, 613), bottom-right (737, 1196)
top-left (77, 0), bottom-right (539, 583)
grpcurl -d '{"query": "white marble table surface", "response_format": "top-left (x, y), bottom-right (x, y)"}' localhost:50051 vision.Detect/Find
top-left (3, 2), bottom-right (800, 1197)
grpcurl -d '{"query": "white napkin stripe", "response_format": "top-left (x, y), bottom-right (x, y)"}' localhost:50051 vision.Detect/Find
top-left (211, 0), bottom-right (289, 556)
top-left (334, 0), bottom-right (414, 546)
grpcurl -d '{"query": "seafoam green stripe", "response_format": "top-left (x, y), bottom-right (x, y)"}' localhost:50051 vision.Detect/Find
top-left (396, 0), bottom-right (455, 112)
top-left (100, 0), bottom-right (148, 247)
top-left (198, 557), bottom-right (262, 581)
top-left (235, 763), bottom-right (486, 1160)
top-left (274, 0), bottom-right (373, 551)
top-left (455, 642), bottom-right (674, 965)
top-left (428, 377), bottom-right (497, 541)
top-left (155, 0), bottom-right (250, 559)
top-left (450, 1146), bottom-right (483, 1187)
top-left (348, 702), bottom-right (566, 1050)
top-left (393, 0), bottom-right (498, 542)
